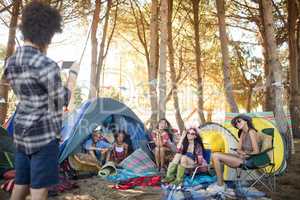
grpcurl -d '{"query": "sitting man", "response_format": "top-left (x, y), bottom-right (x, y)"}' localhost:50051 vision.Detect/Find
top-left (84, 126), bottom-right (112, 165)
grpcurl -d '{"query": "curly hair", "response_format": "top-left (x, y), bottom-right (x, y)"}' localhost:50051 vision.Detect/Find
top-left (20, 2), bottom-right (62, 49)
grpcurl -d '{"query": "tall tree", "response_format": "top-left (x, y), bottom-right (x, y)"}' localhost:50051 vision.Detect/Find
top-left (95, 0), bottom-right (113, 96)
top-left (191, 0), bottom-right (206, 124)
top-left (260, 0), bottom-right (291, 149)
top-left (0, 0), bottom-right (21, 124)
top-left (256, 0), bottom-right (275, 112)
top-left (158, 0), bottom-right (168, 119)
top-left (149, 0), bottom-right (159, 129)
top-left (89, 0), bottom-right (101, 99)
top-left (288, 0), bottom-right (300, 138)
top-left (168, 0), bottom-right (185, 131)
top-left (88, 0), bottom-right (117, 98)
top-left (216, 0), bottom-right (239, 113)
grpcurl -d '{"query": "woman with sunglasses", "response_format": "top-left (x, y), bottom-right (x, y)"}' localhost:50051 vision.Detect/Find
top-left (207, 114), bottom-right (262, 193)
top-left (162, 128), bottom-right (208, 186)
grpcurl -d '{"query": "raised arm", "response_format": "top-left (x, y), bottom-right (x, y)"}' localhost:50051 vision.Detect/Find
top-left (176, 130), bottom-right (187, 152)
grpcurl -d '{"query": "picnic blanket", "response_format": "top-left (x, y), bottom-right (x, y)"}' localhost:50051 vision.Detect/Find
top-left (112, 176), bottom-right (161, 190)
top-left (183, 174), bottom-right (216, 188)
top-left (119, 148), bottom-right (158, 174)
top-left (105, 168), bottom-right (158, 183)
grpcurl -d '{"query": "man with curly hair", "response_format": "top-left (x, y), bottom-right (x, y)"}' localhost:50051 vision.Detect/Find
top-left (3, 2), bottom-right (72, 200)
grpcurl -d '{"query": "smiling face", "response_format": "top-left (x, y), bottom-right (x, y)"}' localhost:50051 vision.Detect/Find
top-left (92, 132), bottom-right (101, 142)
top-left (187, 129), bottom-right (197, 140)
top-left (116, 132), bottom-right (125, 143)
top-left (158, 120), bottom-right (168, 130)
top-left (235, 118), bottom-right (247, 130)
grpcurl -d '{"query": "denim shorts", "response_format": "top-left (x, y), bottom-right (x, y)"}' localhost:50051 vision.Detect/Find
top-left (244, 158), bottom-right (256, 169)
top-left (15, 139), bottom-right (59, 189)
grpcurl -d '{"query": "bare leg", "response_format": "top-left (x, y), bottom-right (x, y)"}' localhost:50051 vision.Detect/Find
top-left (154, 147), bottom-right (160, 168)
top-left (30, 188), bottom-right (48, 200)
top-left (180, 155), bottom-right (196, 169)
top-left (212, 152), bottom-right (243, 186)
top-left (171, 153), bottom-right (182, 164)
top-left (10, 185), bottom-right (30, 200)
top-left (160, 147), bottom-right (166, 169)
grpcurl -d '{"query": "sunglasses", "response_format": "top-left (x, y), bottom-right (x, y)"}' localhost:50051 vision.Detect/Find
top-left (234, 119), bottom-right (243, 127)
top-left (188, 131), bottom-right (196, 136)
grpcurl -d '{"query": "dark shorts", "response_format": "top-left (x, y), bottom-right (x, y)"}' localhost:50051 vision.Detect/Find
top-left (184, 152), bottom-right (196, 161)
top-left (15, 139), bottom-right (59, 189)
top-left (243, 158), bottom-right (256, 169)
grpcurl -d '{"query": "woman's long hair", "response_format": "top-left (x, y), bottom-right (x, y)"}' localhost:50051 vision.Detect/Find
top-left (231, 114), bottom-right (257, 138)
top-left (114, 130), bottom-right (133, 154)
top-left (156, 118), bottom-right (174, 142)
top-left (181, 128), bottom-right (205, 155)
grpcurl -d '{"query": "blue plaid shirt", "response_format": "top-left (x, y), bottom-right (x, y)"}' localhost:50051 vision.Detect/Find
top-left (4, 46), bottom-right (70, 154)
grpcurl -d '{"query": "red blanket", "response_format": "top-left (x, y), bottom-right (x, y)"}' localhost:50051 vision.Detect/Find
top-left (112, 176), bottom-right (161, 190)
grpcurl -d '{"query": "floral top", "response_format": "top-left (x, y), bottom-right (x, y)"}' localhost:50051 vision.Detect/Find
top-left (151, 130), bottom-right (170, 147)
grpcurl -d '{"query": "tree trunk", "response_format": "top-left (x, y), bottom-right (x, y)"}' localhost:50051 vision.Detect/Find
top-left (158, 0), bottom-right (168, 120)
top-left (246, 87), bottom-right (253, 112)
top-left (257, 0), bottom-right (275, 112)
top-left (288, 0), bottom-right (300, 138)
top-left (89, 0), bottom-right (101, 99)
top-left (216, 0), bottom-right (239, 113)
top-left (261, 38), bottom-right (275, 111)
top-left (95, 0), bottom-right (113, 97)
top-left (0, 0), bottom-right (21, 124)
top-left (192, 0), bottom-right (206, 124)
top-left (207, 109), bottom-right (213, 122)
top-left (260, 0), bottom-right (291, 150)
top-left (148, 0), bottom-right (159, 129)
top-left (167, 0), bottom-right (185, 132)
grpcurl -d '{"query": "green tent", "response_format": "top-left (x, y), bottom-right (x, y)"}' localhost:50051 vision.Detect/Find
top-left (0, 126), bottom-right (14, 176)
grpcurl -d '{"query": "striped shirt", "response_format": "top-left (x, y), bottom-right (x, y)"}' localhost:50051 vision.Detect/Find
top-left (4, 46), bottom-right (70, 154)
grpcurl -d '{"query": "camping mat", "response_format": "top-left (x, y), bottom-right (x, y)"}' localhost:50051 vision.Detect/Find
top-left (105, 168), bottom-right (158, 183)
top-left (112, 176), bottom-right (161, 190)
top-left (183, 174), bottom-right (216, 188)
top-left (162, 184), bottom-right (269, 200)
top-left (119, 148), bottom-right (158, 174)
top-left (68, 154), bottom-right (100, 172)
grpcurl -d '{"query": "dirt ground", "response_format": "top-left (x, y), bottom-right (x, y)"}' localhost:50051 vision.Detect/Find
top-left (1, 139), bottom-right (300, 200)
top-left (48, 177), bottom-right (162, 200)
top-left (268, 139), bottom-right (300, 200)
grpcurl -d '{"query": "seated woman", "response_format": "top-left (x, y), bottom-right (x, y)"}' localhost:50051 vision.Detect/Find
top-left (151, 119), bottom-right (176, 172)
top-left (109, 130), bottom-right (129, 165)
top-left (162, 128), bottom-right (208, 185)
top-left (207, 114), bottom-right (262, 193)
top-left (84, 126), bottom-right (112, 165)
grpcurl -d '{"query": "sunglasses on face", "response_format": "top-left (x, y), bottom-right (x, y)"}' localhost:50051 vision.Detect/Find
top-left (188, 131), bottom-right (196, 136)
top-left (234, 119), bottom-right (243, 127)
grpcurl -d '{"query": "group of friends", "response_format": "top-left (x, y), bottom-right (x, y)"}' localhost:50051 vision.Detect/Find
top-left (2, 1), bottom-right (265, 199)
top-left (150, 115), bottom-right (264, 194)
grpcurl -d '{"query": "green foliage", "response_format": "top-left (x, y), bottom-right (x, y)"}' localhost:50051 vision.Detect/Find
top-left (100, 87), bottom-right (125, 103)
top-left (73, 86), bottom-right (83, 108)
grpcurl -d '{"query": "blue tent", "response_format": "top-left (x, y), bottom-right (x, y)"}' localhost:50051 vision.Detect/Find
top-left (58, 98), bottom-right (149, 163)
